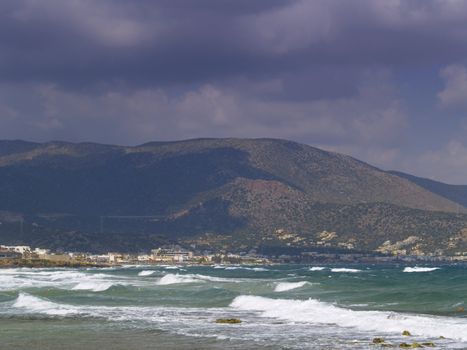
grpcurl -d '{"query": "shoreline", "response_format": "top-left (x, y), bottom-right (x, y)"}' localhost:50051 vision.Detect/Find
top-left (0, 259), bottom-right (111, 269)
top-left (1, 259), bottom-right (466, 269)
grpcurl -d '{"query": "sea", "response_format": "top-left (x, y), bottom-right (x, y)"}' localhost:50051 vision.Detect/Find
top-left (0, 264), bottom-right (466, 349)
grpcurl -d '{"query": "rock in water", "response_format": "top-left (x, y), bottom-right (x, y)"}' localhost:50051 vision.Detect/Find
top-left (421, 342), bottom-right (435, 347)
top-left (399, 343), bottom-right (423, 349)
top-left (373, 338), bottom-right (385, 344)
top-left (215, 318), bottom-right (242, 324)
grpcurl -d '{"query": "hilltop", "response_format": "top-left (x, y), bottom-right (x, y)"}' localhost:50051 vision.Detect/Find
top-left (0, 138), bottom-right (466, 254)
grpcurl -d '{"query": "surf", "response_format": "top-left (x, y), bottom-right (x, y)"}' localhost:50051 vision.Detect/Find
top-left (230, 295), bottom-right (467, 341)
top-left (403, 267), bottom-right (440, 273)
top-left (274, 281), bottom-right (308, 292)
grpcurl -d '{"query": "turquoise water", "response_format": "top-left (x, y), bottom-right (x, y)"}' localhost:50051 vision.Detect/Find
top-left (0, 264), bottom-right (466, 349)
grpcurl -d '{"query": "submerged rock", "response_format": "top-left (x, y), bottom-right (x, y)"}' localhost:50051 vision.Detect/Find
top-left (421, 342), bottom-right (435, 347)
top-left (373, 338), bottom-right (385, 344)
top-left (215, 318), bottom-right (242, 324)
top-left (402, 330), bottom-right (412, 336)
top-left (399, 343), bottom-right (423, 348)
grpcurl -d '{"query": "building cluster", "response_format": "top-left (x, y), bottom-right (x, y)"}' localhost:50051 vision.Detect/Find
top-left (80, 246), bottom-right (207, 265)
top-left (0, 244), bottom-right (270, 265)
top-left (3, 242), bottom-right (465, 265)
top-left (0, 245), bottom-right (50, 259)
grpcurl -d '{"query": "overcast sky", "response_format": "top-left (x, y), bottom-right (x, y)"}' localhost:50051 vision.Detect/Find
top-left (1, 0), bottom-right (467, 183)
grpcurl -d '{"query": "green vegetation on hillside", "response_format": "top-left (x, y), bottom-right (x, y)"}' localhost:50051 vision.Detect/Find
top-left (0, 138), bottom-right (466, 254)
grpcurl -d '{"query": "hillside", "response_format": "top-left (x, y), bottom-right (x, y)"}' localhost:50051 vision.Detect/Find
top-left (0, 138), bottom-right (466, 254)
top-left (391, 171), bottom-right (467, 209)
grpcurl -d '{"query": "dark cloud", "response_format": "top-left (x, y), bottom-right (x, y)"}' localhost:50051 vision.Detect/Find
top-left (1, 0), bottom-right (467, 183)
top-left (1, 0), bottom-right (467, 88)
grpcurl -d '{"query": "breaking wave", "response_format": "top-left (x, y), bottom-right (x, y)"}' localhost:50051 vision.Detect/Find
top-left (274, 281), bottom-right (308, 292)
top-left (72, 281), bottom-right (114, 292)
top-left (156, 274), bottom-right (199, 285)
top-left (309, 267), bottom-right (326, 271)
top-left (224, 266), bottom-right (268, 271)
top-left (0, 269), bottom-right (120, 292)
top-left (330, 268), bottom-right (361, 273)
top-left (13, 293), bottom-right (81, 316)
top-left (155, 273), bottom-right (239, 285)
top-left (230, 295), bottom-right (467, 341)
top-left (138, 270), bottom-right (156, 277)
top-left (403, 267), bottom-right (440, 273)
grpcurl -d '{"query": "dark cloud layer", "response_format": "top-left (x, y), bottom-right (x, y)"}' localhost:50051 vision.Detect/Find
top-left (2, 0), bottom-right (467, 87)
top-left (1, 0), bottom-right (467, 183)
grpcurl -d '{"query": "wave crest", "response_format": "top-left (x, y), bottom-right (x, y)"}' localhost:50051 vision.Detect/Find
top-left (13, 293), bottom-right (80, 316)
top-left (138, 270), bottom-right (156, 277)
top-left (274, 281), bottom-right (308, 292)
top-left (230, 295), bottom-right (467, 341)
top-left (72, 281), bottom-right (114, 292)
top-left (403, 267), bottom-right (440, 273)
top-left (309, 267), bottom-right (326, 271)
top-left (330, 268), bottom-right (361, 273)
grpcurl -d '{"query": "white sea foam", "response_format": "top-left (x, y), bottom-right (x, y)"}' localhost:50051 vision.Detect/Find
top-left (138, 270), bottom-right (155, 276)
top-left (274, 281), bottom-right (308, 292)
top-left (156, 274), bottom-right (198, 285)
top-left (252, 267), bottom-right (268, 272)
top-left (156, 273), bottom-right (240, 285)
top-left (164, 266), bottom-right (182, 270)
top-left (193, 274), bottom-right (241, 283)
top-left (13, 293), bottom-right (80, 316)
top-left (9, 293), bottom-right (229, 330)
top-left (403, 267), bottom-right (440, 273)
top-left (72, 281), bottom-right (114, 292)
top-left (330, 268), bottom-right (361, 273)
top-left (309, 267), bottom-right (326, 271)
top-left (0, 269), bottom-right (128, 292)
top-left (230, 295), bottom-right (467, 341)
top-left (225, 266), bottom-right (268, 272)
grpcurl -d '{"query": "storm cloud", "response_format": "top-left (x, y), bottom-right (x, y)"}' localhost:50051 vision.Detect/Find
top-left (1, 0), bottom-right (467, 183)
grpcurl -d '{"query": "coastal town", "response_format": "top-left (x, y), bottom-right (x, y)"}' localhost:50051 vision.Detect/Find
top-left (0, 244), bottom-right (270, 266)
top-left (1, 242), bottom-right (467, 267)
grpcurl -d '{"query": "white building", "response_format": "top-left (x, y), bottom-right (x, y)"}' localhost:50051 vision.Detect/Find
top-left (33, 248), bottom-right (50, 256)
top-left (107, 253), bottom-right (123, 264)
top-left (0, 245), bottom-right (31, 254)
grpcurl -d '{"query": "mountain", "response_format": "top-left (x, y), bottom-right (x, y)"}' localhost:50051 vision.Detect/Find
top-left (391, 171), bottom-right (467, 209)
top-left (0, 138), bottom-right (466, 254)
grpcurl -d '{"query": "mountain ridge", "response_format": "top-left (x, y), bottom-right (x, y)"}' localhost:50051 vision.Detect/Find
top-left (390, 171), bottom-right (467, 209)
top-left (0, 138), bottom-right (466, 254)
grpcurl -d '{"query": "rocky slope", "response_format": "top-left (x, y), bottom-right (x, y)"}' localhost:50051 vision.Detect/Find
top-left (0, 138), bottom-right (466, 253)
top-left (391, 171), bottom-right (467, 209)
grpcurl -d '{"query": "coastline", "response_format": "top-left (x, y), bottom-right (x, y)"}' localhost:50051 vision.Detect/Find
top-left (0, 259), bottom-right (111, 269)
